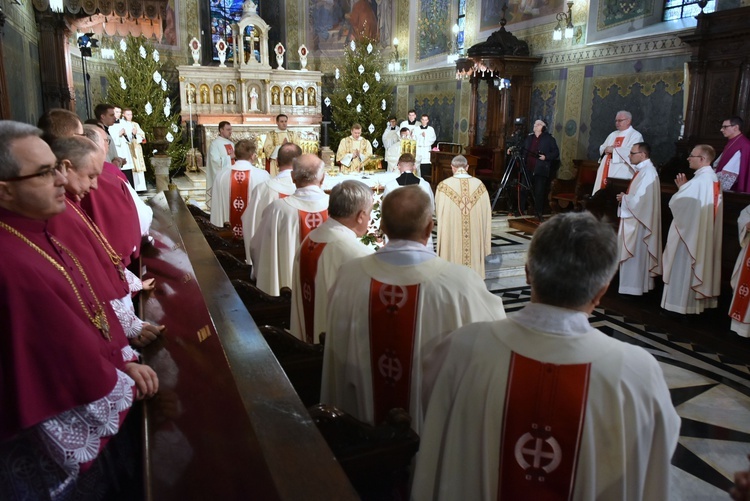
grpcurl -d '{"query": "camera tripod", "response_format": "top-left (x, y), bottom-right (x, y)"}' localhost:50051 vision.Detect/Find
top-left (490, 150), bottom-right (543, 221)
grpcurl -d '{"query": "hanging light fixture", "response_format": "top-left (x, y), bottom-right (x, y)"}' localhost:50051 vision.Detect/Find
top-left (553, 1), bottom-right (575, 41)
top-left (388, 38), bottom-right (401, 72)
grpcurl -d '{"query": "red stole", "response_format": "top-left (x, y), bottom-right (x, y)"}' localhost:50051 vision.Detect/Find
top-left (714, 181), bottom-right (721, 220)
top-left (498, 353), bottom-right (591, 501)
top-left (730, 245), bottom-right (750, 324)
top-left (224, 143), bottom-right (236, 165)
top-left (299, 239), bottom-right (327, 343)
top-left (229, 169), bottom-right (250, 239)
top-left (298, 209), bottom-right (328, 242)
top-left (601, 136), bottom-right (624, 189)
top-left (367, 280), bottom-right (420, 424)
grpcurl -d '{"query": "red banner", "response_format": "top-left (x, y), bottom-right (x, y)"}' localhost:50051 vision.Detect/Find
top-left (497, 353), bottom-right (591, 501)
top-left (298, 209), bottom-right (328, 242)
top-left (299, 239), bottom-right (327, 343)
top-left (229, 169), bottom-right (250, 239)
top-left (368, 280), bottom-right (420, 424)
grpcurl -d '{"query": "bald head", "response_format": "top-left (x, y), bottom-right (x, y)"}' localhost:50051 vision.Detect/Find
top-left (381, 185), bottom-right (433, 242)
top-left (292, 153), bottom-right (325, 188)
top-left (278, 142), bottom-right (302, 171)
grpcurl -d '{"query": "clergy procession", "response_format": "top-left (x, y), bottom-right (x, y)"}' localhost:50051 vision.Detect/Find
top-left (4, 99), bottom-right (750, 499)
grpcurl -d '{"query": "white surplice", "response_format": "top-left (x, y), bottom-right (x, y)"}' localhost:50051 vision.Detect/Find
top-left (617, 158), bottom-right (662, 295)
top-left (321, 240), bottom-right (506, 433)
top-left (412, 303), bottom-right (680, 501)
top-left (206, 136), bottom-right (234, 210)
top-left (209, 160), bottom-right (270, 228)
top-left (241, 169), bottom-right (296, 264)
top-left (661, 165), bottom-right (723, 314)
top-left (290, 218), bottom-right (374, 344)
top-left (249, 185), bottom-right (329, 295)
top-left (592, 126), bottom-right (644, 194)
top-left (435, 170), bottom-right (492, 277)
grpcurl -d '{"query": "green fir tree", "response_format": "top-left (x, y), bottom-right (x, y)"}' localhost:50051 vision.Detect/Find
top-left (329, 35), bottom-right (393, 159)
top-left (105, 35), bottom-right (185, 177)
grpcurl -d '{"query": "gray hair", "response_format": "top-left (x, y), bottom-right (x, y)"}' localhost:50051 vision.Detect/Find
top-left (292, 153), bottom-right (325, 186)
top-left (527, 212), bottom-right (617, 308)
top-left (50, 135), bottom-right (101, 171)
top-left (0, 121), bottom-right (43, 180)
top-left (451, 155), bottom-right (468, 169)
top-left (82, 124), bottom-right (106, 150)
top-left (329, 180), bottom-right (372, 218)
top-left (381, 185), bottom-right (432, 240)
top-left (616, 110), bottom-right (632, 120)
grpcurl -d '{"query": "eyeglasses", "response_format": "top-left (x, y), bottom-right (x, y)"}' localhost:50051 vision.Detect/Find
top-left (721, 125), bottom-right (735, 129)
top-left (2, 160), bottom-right (66, 182)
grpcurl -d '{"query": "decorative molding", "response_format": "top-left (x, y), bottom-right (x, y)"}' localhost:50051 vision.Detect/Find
top-left (534, 33), bottom-right (690, 69)
top-left (561, 66), bottom-right (584, 179)
top-left (593, 69), bottom-right (683, 99)
top-left (387, 66), bottom-right (456, 85)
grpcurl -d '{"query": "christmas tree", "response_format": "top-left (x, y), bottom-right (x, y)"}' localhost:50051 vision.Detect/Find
top-left (328, 35), bottom-right (392, 158)
top-left (105, 35), bottom-right (185, 177)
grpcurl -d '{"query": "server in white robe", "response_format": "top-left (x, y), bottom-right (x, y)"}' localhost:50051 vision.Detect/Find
top-left (210, 139), bottom-right (270, 237)
top-left (381, 117), bottom-right (400, 150)
top-left (661, 144), bottom-right (723, 314)
top-left (412, 212), bottom-right (680, 501)
top-left (414, 114), bottom-right (437, 178)
top-left (399, 109), bottom-right (419, 138)
top-left (250, 154), bottom-right (329, 295)
top-left (382, 153), bottom-right (434, 207)
top-left (435, 154), bottom-right (492, 277)
top-left (205, 121), bottom-right (235, 210)
top-left (242, 143), bottom-right (302, 264)
top-left (322, 186), bottom-right (506, 433)
top-left (615, 142), bottom-right (662, 295)
top-left (592, 110), bottom-right (643, 194)
top-left (290, 180), bottom-right (374, 344)
top-left (729, 205), bottom-right (750, 337)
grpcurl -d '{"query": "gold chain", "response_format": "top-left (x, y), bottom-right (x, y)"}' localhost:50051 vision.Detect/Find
top-left (0, 221), bottom-right (111, 340)
top-left (66, 199), bottom-right (125, 281)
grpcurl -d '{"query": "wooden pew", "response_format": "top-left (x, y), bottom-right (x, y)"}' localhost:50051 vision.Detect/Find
top-left (232, 279), bottom-right (292, 329)
top-left (309, 404), bottom-right (420, 498)
top-left (214, 249), bottom-right (253, 281)
top-left (186, 203), bottom-right (246, 260)
top-left (140, 190), bottom-right (357, 500)
top-left (259, 325), bottom-right (323, 407)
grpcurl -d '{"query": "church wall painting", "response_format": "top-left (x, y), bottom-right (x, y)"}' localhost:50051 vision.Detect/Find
top-left (597, 0), bottom-right (653, 30)
top-left (415, 0), bottom-right (451, 61)
top-left (410, 81), bottom-right (456, 143)
top-left (307, 0), bottom-right (395, 52)
top-left (480, 0), bottom-right (565, 32)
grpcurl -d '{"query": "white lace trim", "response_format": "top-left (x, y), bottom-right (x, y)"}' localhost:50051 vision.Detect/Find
top-left (124, 268), bottom-right (143, 293)
top-left (110, 296), bottom-right (144, 339)
top-left (121, 344), bottom-right (139, 362)
top-left (37, 369), bottom-right (135, 477)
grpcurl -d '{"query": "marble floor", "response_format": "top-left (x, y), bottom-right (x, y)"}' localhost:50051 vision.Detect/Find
top-left (479, 214), bottom-right (750, 500)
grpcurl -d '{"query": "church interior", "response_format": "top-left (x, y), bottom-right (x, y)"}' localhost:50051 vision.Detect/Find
top-left (1, 0), bottom-right (750, 497)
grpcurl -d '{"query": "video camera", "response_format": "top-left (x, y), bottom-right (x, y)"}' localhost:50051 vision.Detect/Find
top-left (505, 117), bottom-right (527, 155)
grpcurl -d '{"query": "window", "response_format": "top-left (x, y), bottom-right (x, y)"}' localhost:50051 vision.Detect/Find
top-left (457, 0), bottom-right (466, 55)
top-left (663, 0), bottom-right (715, 21)
top-left (210, 0), bottom-right (249, 61)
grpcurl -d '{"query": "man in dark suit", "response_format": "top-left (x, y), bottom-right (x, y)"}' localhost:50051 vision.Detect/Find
top-left (522, 119), bottom-right (559, 219)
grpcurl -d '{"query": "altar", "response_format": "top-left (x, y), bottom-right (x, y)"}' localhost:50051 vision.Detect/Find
top-left (178, 1), bottom-right (323, 161)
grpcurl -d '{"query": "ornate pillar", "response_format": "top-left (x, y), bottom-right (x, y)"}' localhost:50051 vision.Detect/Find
top-left (35, 10), bottom-right (75, 111)
top-left (0, 7), bottom-right (12, 119)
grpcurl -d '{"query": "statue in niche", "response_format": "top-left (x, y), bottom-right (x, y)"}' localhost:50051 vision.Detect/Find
top-left (307, 87), bottom-right (316, 107)
top-left (284, 87), bottom-right (293, 105)
top-left (213, 85), bottom-right (223, 104)
top-left (295, 87), bottom-right (304, 106)
top-left (200, 84), bottom-right (209, 104)
top-left (186, 84), bottom-right (196, 104)
top-left (271, 86), bottom-right (280, 105)
top-left (249, 86), bottom-right (259, 111)
top-left (227, 86), bottom-right (236, 104)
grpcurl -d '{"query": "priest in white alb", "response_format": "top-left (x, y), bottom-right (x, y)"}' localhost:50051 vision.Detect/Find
top-left (206, 121), bottom-right (235, 210)
top-left (592, 110), bottom-right (643, 194)
top-left (414, 114), bottom-right (437, 178)
top-left (290, 180), bottom-right (374, 344)
top-left (615, 142), bottom-right (662, 295)
top-left (321, 186), bottom-right (506, 433)
top-left (250, 153), bottom-right (329, 295)
top-left (730, 204), bottom-right (750, 338)
top-left (242, 143), bottom-right (301, 264)
top-left (412, 212), bottom-right (680, 501)
top-left (210, 139), bottom-right (269, 238)
top-left (435, 154), bottom-right (492, 277)
top-left (661, 144), bottom-right (723, 314)
top-left (262, 114), bottom-right (299, 176)
top-left (336, 123), bottom-right (372, 173)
